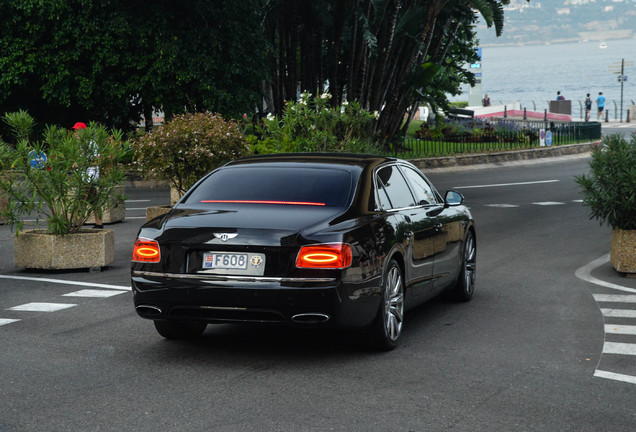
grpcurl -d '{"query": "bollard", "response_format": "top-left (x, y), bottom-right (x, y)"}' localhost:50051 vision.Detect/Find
top-left (544, 109), bottom-right (547, 121)
top-left (628, 110), bottom-right (631, 123)
top-left (605, 109), bottom-right (609, 123)
top-left (504, 105), bottom-right (507, 118)
top-left (523, 108), bottom-right (527, 120)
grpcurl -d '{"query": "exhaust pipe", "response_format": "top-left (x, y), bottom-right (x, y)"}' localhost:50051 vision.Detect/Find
top-left (136, 305), bottom-right (163, 317)
top-left (291, 313), bottom-right (330, 324)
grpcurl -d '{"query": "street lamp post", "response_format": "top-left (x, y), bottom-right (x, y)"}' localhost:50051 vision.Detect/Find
top-left (609, 58), bottom-right (633, 123)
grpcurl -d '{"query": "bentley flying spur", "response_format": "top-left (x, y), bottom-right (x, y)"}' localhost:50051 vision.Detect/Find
top-left (131, 153), bottom-right (476, 350)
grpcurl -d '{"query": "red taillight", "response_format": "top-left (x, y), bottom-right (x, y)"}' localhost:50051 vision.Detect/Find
top-left (201, 200), bottom-right (325, 206)
top-left (296, 243), bottom-right (352, 269)
top-left (132, 239), bottom-right (161, 263)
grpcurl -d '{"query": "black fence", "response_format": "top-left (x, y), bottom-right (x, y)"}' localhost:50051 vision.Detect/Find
top-left (392, 119), bottom-right (602, 158)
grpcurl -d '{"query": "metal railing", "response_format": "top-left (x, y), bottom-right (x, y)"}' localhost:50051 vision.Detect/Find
top-left (392, 119), bottom-right (601, 158)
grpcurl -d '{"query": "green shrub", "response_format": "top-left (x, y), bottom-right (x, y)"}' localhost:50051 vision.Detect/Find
top-left (2, 110), bottom-right (35, 146)
top-left (251, 92), bottom-right (380, 154)
top-left (0, 112), bottom-right (128, 235)
top-left (133, 112), bottom-right (250, 196)
top-left (575, 134), bottom-right (636, 230)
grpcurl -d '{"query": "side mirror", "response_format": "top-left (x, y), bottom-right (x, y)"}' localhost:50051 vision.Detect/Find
top-left (444, 190), bottom-right (464, 207)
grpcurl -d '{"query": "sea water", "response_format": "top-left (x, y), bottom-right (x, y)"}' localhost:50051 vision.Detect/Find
top-left (455, 38), bottom-right (636, 118)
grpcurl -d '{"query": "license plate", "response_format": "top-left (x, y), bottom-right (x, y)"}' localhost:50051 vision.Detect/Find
top-left (203, 253), bottom-right (248, 270)
top-left (201, 252), bottom-right (265, 275)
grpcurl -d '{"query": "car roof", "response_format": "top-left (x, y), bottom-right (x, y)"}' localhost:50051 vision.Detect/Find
top-left (225, 153), bottom-right (398, 171)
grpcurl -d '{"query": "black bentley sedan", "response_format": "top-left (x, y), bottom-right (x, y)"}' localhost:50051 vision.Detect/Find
top-left (131, 153), bottom-right (476, 350)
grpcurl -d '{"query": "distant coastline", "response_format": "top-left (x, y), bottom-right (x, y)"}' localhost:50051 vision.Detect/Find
top-left (479, 35), bottom-right (635, 48)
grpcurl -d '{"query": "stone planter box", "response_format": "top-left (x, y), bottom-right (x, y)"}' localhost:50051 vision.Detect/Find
top-left (610, 228), bottom-right (636, 275)
top-left (170, 187), bottom-right (183, 205)
top-left (85, 186), bottom-right (125, 224)
top-left (14, 229), bottom-right (115, 270)
top-left (146, 205), bottom-right (172, 222)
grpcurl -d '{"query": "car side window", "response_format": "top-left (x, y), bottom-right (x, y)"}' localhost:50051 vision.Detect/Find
top-left (401, 166), bottom-right (438, 205)
top-left (376, 166), bottom-right (416, 210)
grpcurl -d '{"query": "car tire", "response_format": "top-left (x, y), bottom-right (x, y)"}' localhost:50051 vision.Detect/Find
top-left (446, 229), bottom-right (476, 302)
top-left (153, 320), bottom-right (207, 340)
top-left (369, 259), bottom-right (405, 351)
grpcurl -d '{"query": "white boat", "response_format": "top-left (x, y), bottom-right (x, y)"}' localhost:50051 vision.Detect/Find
top-left (599, 42), bottom-right (607, 49)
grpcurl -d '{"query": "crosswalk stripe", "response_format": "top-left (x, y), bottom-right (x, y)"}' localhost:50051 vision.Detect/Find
top-left (63, 289), bottom-right (128, 298)
top-left (594, 294), bottom-right (636, 303)
top-left (605, 324), bottom-right (636, 335)
top-left (601, 308), bottom-right (636, 318)
top-left (0, 275), bottom-right (130, 291)
top-left (7, 303), bottom-right (77, 312)
top-left (0, 318), bottom-right (21, 326)
top-left (595, 370), bottom-right (636, 384)
top-left (603, 342), bottom-right (636, 356)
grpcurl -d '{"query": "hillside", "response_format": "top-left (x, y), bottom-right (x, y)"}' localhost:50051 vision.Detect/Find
top-left (476, 0), bottom-right (636, 46)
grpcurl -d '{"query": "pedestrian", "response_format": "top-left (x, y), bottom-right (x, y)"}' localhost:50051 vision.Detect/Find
top-left (556, 91), bottom-right (565, 101)
top-left (72, 122), bottom-right (103, 229)
top-left (584, 93), bottom-right (592, 122)
top-left (482, 94), bottom-right (491, 107)
top-left (597, 92), bottom-right (606, 120)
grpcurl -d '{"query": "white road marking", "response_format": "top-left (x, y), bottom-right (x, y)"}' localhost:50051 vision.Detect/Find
top-left (0, 275), bottom-right (130, 291)
top-left (454, 179), bottom-right (559, 189)
top-left (605, 325), bottom-right (636, 335)
top-left (8, 303), bottom-right (77, 312)
top-left (595, 370), bottom-right (636, 385)
top-left (533, 201), bottom-right (565, 206)
top-left (126, 208), bottom-right (149, 211)
top-left (578, 255), bottom-right (636, 385)
top-left (63, 289), bottom-right (128, 298)
top-left (575, 254), bottom-right (636, 294)
top-left (603, 342), bottom-right (636, 356)
top-left (125, 200), bottom-right (151, 203)
top-left (484, 204), bottom-right (520, 208)
top-left (594, 294), bottom-right (636, 303)
top-left (0, 318), bottom-right (20, 326)
top-left (601, 309), bottom-right (636, 318)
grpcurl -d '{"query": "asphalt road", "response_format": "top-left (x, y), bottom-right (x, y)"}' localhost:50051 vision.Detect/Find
top-left (1, 154), bottom-right (636, 431)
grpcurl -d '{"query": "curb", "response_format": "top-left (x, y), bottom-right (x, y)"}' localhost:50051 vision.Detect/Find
top-left (123, 141), bottom-right (599, 188)
top-left (124, 172), bottom-right (168, 189)
top-left (409, 141), bottom-right (598, 170)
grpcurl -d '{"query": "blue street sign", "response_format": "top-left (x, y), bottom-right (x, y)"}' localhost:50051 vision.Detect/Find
top-left (28, 151), bottom-right (47, 168)
top-left (545, 131), bottom-right (553, 147)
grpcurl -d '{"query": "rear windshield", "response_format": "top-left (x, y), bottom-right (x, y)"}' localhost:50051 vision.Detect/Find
top-left (184, 166), bottom-right (354, 208)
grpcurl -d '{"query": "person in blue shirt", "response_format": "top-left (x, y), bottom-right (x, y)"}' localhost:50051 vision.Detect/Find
top-left (597, 92), bottom-right (606, 120)
top-left (556, 91), bottom-right (565, 101)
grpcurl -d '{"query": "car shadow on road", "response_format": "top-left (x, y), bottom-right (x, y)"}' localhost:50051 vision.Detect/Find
top-left (134, 295), bottom-right (469, 364)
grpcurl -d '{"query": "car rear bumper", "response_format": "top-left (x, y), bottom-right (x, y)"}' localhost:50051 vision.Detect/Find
top-left (131, 271), bottom-right (381, 328)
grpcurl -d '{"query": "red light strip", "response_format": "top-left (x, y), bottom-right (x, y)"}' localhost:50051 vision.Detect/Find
top-left (200, 200), bottom-right (326, 206)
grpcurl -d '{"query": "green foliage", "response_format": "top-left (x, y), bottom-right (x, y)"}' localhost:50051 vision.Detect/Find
top-left (133, 112), bottom-right (250, 196)
top-left (251, 92), bottom-right (381, 155)
top-left (0, 0), bottom-right (267, 130)
top-left (0, 112), bottom-right (128, 235)
top-left (2, 109), bottom-right (35, 145)
top-left (575, 134), bottom-right (636, 231)
top-left (449, 102), bottom-right (469, 109)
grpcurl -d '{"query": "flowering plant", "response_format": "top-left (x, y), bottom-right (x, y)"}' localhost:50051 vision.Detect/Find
top-left (133, 112), bottom-right (250, 197)
top-left (0, 112), bottom-right (127, 235)
top-left (252, 92), bottom-right (379, 154)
